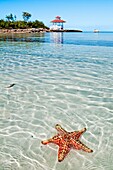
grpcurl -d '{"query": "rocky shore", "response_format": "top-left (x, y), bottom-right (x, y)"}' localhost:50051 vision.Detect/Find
top-left (0, 28), bottom-right (49, 34)
top-left (0, 28), bottom-right (82, 34)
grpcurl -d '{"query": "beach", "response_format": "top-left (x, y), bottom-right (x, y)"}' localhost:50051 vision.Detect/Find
top-left (0, 32), bottom-right (113, 170)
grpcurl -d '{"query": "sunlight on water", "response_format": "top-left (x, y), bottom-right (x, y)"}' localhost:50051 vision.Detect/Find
top-left (0, 33), bottom-right (113, 170)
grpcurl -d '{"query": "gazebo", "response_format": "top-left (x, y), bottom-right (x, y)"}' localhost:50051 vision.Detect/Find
top-left (50, 16), bottom-right (66, 30)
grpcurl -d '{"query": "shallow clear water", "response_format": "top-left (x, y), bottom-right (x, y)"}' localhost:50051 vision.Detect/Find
top-left (0, 32), bottom-right (113, 170)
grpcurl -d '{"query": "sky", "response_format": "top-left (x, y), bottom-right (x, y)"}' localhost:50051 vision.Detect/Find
top-left (0, 0), bottom-right (113, 31)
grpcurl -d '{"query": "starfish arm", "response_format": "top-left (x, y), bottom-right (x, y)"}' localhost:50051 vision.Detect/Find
top-left (81, 143), bottom-right (93, 153)
top-left (55, 124), bottom-right (67, 135)
top-left (58, 143), bottom-right (71, 162)
top-left (41, 134), bottom-right (63, 146)
top-left (71, 140), bottom-right (93, 153)
top-left (41, 138), bottom-right (52, 145)
top-left (69, 128), bottom-right (87, 140)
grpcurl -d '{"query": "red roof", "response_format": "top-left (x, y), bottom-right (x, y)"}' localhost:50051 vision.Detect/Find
top-left (51, 16), bottom-right (66, 23)
top-left (51, 19), bottom-right (66, 23)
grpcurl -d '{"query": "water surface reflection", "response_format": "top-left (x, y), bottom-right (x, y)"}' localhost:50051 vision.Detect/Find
top-left (0, 32), bottom-right (64, 44)
top-left (0, 32), bottom-right (46, 42)
top-left (50, 32), bottom-right (63, 44)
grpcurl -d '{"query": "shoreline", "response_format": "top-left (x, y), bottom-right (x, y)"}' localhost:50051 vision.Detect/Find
top-left (0, 28), bottom-right (49, 34)
top-left (0, 28), bottom-right (82, 34)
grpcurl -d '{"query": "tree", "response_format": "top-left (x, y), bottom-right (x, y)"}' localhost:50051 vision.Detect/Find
top-left (0, 19), bottom-right (5, 28)
top-left (6, 13), bottom-right (14, 21)
top-left (0, 13), bottom-right (48, 29)
top-left (22, 12), bottom-right (31, 22)
top-left (14, 15), bottom-right (17, 21)
top-left (6, 15), bottom-right (10, 21)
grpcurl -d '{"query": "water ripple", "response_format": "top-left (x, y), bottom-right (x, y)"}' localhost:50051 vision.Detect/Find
top-left (0, 40), bottom-right (113, 169)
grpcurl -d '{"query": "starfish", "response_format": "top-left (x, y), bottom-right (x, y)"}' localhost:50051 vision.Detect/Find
top-left (41, 124), bottom-right (93, 162)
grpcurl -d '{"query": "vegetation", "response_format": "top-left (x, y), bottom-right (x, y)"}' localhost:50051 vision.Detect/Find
top-left (22, 12), bottom-right (31, 22)
top-left (6, 13), bottom-right (16, 21)
top-left (0, 12), bottom-right (48, 29)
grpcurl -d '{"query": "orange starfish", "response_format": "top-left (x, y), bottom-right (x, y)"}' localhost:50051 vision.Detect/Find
top-left (41, 124), bottom-right (93, 162)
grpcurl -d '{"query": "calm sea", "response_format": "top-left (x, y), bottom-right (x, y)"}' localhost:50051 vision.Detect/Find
top-left (0, 32), bottom-right (113, 170)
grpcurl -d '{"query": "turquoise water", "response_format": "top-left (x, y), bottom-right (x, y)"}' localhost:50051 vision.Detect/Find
top-left (0, 32), bottom-right (113, 170)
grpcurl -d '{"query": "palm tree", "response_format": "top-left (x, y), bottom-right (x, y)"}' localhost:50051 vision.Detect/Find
top-left (6, 13), bottom-right (14, 21)
top-left (14, 15), bottom-right (17, 21)
top-left (6, 15), bottom-right (11, 21)
top-left (22, 12), bottom-right (31, 22)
